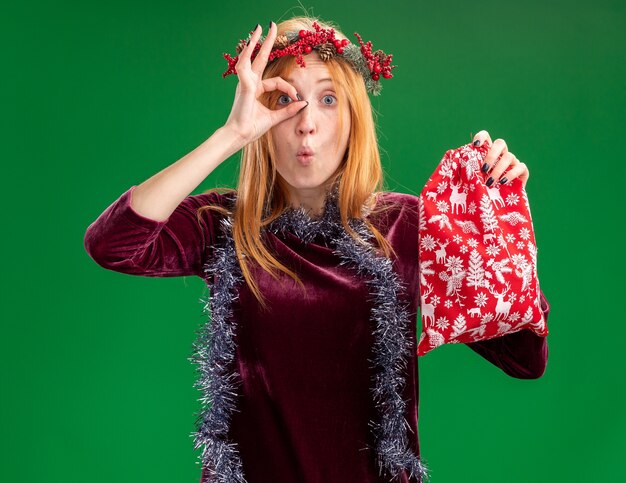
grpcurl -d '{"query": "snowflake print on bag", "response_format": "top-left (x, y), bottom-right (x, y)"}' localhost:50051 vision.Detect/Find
top-left (416, 141), bottom-right (549, 356)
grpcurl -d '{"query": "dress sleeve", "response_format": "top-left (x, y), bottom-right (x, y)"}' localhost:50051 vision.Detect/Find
top-left (464, 288), bottom-right (551, 379)
top-left (83, 185), bottom-right (228, 278)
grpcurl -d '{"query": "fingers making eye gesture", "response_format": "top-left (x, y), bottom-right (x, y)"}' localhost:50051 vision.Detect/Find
top-left (472, 130), bottom-right (530, 190)
top-left (223, 22), bottom-right (308, 146)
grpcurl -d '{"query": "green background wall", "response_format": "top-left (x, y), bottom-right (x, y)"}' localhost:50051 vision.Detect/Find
top-left (3, 0), bottom-right (624, 481)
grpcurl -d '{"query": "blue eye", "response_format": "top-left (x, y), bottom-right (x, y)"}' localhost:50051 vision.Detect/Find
top-left (277, 94), bottom-right (292, 105)
top-left (277, 94), bottom-right (337, 106)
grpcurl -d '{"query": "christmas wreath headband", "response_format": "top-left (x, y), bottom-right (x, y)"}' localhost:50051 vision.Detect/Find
top-left (222, 21), bottom-right (396, 96)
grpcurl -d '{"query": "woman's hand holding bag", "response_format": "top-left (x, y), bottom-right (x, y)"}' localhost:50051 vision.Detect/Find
top-left (417, 135), bottom-right (549, 356)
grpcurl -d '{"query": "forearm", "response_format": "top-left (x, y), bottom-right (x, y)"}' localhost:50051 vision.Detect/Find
top-left (466, 329), bottom-right (548, 379)
top-left (130, 125), bottom-right (245, 221)
top-left (465, 289), bottom-right (551, 379)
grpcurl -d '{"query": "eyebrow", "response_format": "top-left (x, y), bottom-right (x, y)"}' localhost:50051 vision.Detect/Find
top-left (286, 77), bottom-right (334, 84)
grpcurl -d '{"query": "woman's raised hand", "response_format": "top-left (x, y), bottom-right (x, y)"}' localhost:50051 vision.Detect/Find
top-left (472, 130), bottom-right (530, 189)
top-left (223, 22), bottom-right (308, 146)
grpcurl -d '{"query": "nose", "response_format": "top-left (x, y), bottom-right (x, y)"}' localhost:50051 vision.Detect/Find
top-left (296, 101), bottom-right (316, 135)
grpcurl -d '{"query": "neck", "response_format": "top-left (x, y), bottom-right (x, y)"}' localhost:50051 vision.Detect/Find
top-left (286, 184), bottom-right (333, 218)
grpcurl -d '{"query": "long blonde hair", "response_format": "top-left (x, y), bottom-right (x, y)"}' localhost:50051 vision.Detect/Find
top-left (198, 16), bottom-right (400, 311)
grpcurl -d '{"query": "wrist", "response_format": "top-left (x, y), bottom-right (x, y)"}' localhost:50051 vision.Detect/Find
top-left (214, 124), bottom-right (248, 158)
top-left (220, 123), bottom-right (250, 149)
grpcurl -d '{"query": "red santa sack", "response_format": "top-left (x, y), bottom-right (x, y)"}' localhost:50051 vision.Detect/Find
top-left (417, 140), bottom-right (549, 356)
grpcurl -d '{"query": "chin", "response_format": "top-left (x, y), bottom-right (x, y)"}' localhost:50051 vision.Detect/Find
top-left (287, 181), bottom-right (324, 192)
top-left (283, 174), bottom-right (327, 191)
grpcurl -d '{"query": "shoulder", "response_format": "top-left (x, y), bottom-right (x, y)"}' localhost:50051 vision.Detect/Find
top-left (376, 191), bottom-right (420, 208)
top-left (183, 188), bottom-right (237, 212)
top-left (170, 189), bottom-right (237, 231)
top-left (367, 191), bottom-right (421, 231)
top-left (372, 191), bottom-right (420, 217)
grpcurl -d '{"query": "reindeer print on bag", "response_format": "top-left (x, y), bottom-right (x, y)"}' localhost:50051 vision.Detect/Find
top-left (416, 141), bottom-right (549, 356)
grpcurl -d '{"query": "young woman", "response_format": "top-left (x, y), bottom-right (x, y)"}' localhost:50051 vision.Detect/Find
top-left (84, 15), bottom-right (550, 483)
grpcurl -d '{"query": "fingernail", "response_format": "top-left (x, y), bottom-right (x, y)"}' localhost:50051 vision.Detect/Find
top-left (481, 162), bottom-right (489, 173)
top-left (296, 93), bottom-right (302, 101)
top-left (298, 101), bottom-right (309, 112)
top-left (255, 23), bottom-right (260, 30)
top-left (499, 176), bottom-right (508, 184)
top-left (268, 21), bottom-right (274, 29)
top-left (486, 176), bottom-right (494, 187)
top-left (474, 140), bottom-right (481, 146)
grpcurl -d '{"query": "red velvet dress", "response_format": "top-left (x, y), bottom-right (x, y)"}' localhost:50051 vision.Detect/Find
top-left (83, 185), bottom-right (550, 483)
